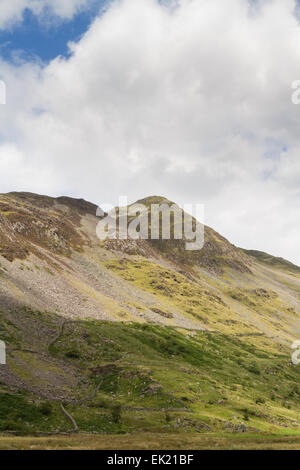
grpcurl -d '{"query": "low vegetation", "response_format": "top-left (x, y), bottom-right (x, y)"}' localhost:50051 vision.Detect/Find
top-left (1, 307), bottom-right (300, 439)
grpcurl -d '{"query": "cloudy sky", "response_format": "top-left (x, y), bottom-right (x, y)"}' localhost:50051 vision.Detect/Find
top-left (0, 0), bottom-right (300, 264)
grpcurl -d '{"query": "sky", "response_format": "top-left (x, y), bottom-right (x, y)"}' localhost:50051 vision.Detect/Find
top-left (0, 0), bottom-right (300, 265)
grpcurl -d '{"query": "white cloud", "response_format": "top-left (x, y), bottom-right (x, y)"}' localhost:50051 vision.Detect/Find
top-left (0, 0), bottom-right (300, 264)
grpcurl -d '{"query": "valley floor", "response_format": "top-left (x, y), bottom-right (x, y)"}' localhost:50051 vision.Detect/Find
top-left (1, 432), bottom-right (300, 450)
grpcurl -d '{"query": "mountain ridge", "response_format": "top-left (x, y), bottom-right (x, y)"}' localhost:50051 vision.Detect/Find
top-left (0, 191), bottom-right (300, 436)
top-left (3, 191), bottom-right (298, 271)
top-left (243, 248), bottom-right (300, 274)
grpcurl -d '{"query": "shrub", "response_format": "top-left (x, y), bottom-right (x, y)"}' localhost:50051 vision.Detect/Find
top-left (38, 403), bottom-right (53, 416)
top-left (255, 397), bottom-right (265, 405)
top-left (65, 349), bottom-right (80, 359)
top-left (165, 412), bottom-right (172, 424)
top-left (248, 361), bottom-right (260, 375)
top-left (2, 420), bottom-right (25, 432)
top-left (111, 404), bottom-right (122, 424)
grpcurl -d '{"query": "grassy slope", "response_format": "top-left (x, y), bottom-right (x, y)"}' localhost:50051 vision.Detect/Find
top-left (243, 249), bottom-right (300, 274)
top-left (1, 307), bottom-right (300, 440)
top-left (103, 256), bottom-right (300, 344)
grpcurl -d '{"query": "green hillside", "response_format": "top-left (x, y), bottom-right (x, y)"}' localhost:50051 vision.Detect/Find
top-left (1, 306), bottom-right (300, 436)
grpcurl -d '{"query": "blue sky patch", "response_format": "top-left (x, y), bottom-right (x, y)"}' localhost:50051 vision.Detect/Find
top-left (0, 2), bottom-right (108, 63)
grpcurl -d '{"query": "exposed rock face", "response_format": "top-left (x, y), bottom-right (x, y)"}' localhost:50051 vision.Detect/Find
top-left (0, 191), bottom-right (299, 343)
top-left (0, 193), bottom-right (88, 262)
top-left (0, 340), bottom-right (5, 365)
top-left (0, 192), bottom-right (250, 270)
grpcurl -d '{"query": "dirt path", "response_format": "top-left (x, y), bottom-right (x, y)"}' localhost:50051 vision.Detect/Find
top-left (60, 404), bottom-right (78, 433)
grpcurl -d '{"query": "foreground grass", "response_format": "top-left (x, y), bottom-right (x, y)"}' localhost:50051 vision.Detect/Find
top-left (2, 312), bottom-right (300, 435)
top-left (2, 432), bottom-right (300, 450)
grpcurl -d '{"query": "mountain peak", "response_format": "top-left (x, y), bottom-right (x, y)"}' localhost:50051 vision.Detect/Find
top-left (134, 195), bottom-right (175, 207)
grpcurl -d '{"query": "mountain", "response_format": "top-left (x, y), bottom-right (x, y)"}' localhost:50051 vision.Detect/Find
top-left (0, 191), bottom-right (300, 441)
top-left (243, 249), bottom-right (300, 274)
